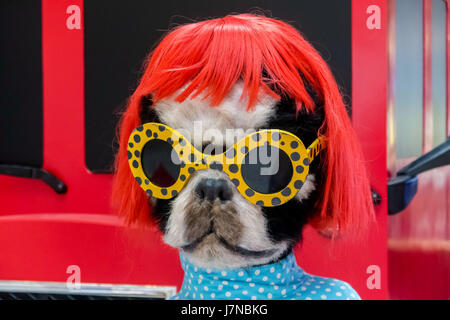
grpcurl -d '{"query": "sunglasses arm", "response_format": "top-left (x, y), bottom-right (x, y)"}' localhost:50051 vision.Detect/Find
top-left (306, 137), bottom-right (325, 163)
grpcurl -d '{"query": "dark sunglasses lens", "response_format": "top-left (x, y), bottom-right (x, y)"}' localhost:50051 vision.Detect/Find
top-left (241, 145), bottom-right (293, 194)
top-left (141, 139), bottom-right (180, 188)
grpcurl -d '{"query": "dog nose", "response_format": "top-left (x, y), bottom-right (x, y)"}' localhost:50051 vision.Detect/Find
top-left (195, 178), bottom-right (232, 202)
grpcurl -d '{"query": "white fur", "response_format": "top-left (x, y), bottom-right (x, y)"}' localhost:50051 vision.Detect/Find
top-left (295, 174), bottom-right (316, 202)
top-left (154, 82), bottom-right (276, 149)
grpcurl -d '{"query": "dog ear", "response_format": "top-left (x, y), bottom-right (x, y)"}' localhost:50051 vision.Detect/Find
top-left (112, 92), bottom-right (154, 226)
top-left (303, 71), bottom-right (374, 234)
top-left (139, 93), bottom-right (159, 123)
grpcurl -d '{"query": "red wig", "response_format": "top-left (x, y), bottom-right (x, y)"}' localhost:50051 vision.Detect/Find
top-left (112, 14), bottom-right (374, 232)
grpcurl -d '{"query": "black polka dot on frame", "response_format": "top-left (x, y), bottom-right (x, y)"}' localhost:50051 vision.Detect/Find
top-left (271, 197), bottom-right (281, 206)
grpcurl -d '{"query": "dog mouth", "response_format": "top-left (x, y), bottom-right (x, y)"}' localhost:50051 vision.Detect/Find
top-left (181, 223), bottom-right (277, 258)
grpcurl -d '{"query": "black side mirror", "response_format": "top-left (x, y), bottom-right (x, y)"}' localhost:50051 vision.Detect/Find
top-left (388, 138), bottom-right (450, 215)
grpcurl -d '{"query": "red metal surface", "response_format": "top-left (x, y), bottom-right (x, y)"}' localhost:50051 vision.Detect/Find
top-left (0, 0), bottom-right (389, 299)
top-left (349, 0), bottom-right (388, 299)
top-left (0, 213), bottom-right (181, 286)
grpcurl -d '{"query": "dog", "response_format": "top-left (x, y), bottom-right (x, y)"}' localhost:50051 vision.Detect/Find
top-left (113, 14), bottom-right (373, 300)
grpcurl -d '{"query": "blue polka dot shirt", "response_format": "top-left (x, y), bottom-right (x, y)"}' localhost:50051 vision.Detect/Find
top-left (171, 252), bottom-right (361, 300)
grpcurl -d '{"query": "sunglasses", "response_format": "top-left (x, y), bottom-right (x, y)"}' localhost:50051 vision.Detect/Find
top-left (127, 123), bottom-right (325, 207)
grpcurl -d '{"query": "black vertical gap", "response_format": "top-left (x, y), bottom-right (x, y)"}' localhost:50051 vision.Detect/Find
top-left (0, 1), bottom-right (43, 167)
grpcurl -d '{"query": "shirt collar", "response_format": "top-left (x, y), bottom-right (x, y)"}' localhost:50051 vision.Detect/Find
top-left (175, 251), bottom-right (306, 300)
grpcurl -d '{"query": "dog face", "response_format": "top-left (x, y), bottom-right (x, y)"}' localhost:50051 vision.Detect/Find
top-left (139, 83), bottom-right (325, 269)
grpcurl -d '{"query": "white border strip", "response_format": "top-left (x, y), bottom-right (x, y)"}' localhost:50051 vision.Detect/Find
top-left (0, 280), bottom-right (177, 299)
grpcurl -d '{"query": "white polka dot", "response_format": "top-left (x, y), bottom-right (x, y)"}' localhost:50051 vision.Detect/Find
top-left (336, 292), bottom-right (342, 297)
top-left (242, 290), bottom-right (248, 295)
top-left (282, 263), bottom-right (286, 269)
top-left (281, 289), bottom-right (287, 295)
top-left (301, 286), bottom-right (307, 291)
top-left (321, 295), bottom-right (327, 299)
top-left (206, 268), bottom-right (211, 273)
top-left (281, 278), bottom-right (285, 283)
top-left (200, 294), bottom-right (204, 299)
top-left (311, 291), bottom-right (316, 294)
top-left (268, 293), bottom-right (273, 299)
top-left (315, 285), bottom-right (320, 289)
top-left (249, 283), bottom-right (255, 287)
top-left (305, 282), bottom-right (310, 285)
top-left (325, 288), bottom-right (331, 292)
top-left (270, 267), bottom-right (275, 273)
top-left (203, 286), bottom-right (209, 291)
top-left (262, 276), bottom-right (268, 281)
top-left (199, 275), bottom-right (203, 279)
top-left (330, 283), bottom-right (335, 286)
top-left (305, 297), bottom-right (312, 300)
top-left (194, 267), bottom-right (198, 272)
top-left (222, 281), bottom-right (228, 285)
top-left (273, 285), bottom-right (279, 290)
top-left (185, 292), bottom-right (189, 297)
top-left (225, 292), bottom-right (231, 297)
top-left (233, 285), bottom-right (239, 289)
top-left (221, 271), bottom-right (227, 276)
top-left (276, 273), bottom-right (281, 279)
top-left (246, 278), bottom-right (252, 282)
top-left (255, 270), bottom-right (260, 275)
top-left (211, 293), bottom-right (215, 298)
top-left (292, 285), bottom-right (297, 289)
top-left (351, 293), bottom-right (356, 298)
top-left (258, 287), bottom-right (264, 293)
top-left (235, 298), bottom-right (240, 300)
top-left (238, 271), bottom-right (244, 277)
top-left (251, 296), bottom-right (257, 300)
top-left (319, 281), bottom-right (325, 284)
top-left (193, 293), bottom-right (196, 298)
top-left (340, 285), bottom-right (347, 290)
top-left (213, 276), bottom-right (218, 280)
top-left (218, 285), bottom-right (223, 290)
top-left (188, 279), bottom-right (192, 284)
top-left (197, 279), bottom-right (202, 284)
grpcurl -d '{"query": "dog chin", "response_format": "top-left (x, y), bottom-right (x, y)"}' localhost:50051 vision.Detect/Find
top-left (180, 237), bottom-right (288, 270)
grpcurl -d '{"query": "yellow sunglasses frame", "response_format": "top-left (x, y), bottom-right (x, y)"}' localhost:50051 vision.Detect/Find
top-left (127, 123), bottom-right (325, 207)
